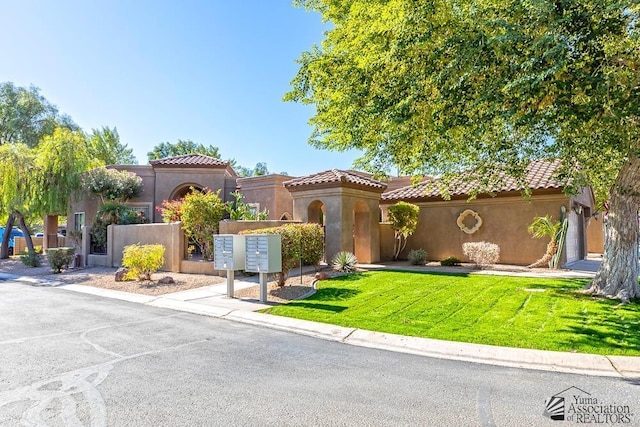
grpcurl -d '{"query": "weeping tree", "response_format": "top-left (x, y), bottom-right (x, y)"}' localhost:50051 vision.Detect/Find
top-left (0, 128), bottom-right (95, 258)
top-left (287, 0), bottom-right (640, 302)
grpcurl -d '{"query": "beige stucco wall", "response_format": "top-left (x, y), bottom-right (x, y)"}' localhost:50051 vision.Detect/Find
top-left (153, 168), bottom-right (233, 222)
top-left (237, 175), bottom-right (295, 220)
top-left (108, 222), bottom-right (184, 271)
top-left (291, 186), bottom-right (383, 263)
top-left (381, 192), bottom-right (572, 265)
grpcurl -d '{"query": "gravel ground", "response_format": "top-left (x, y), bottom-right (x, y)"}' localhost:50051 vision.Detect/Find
top-left (0, 256), bottom-right (322, 301)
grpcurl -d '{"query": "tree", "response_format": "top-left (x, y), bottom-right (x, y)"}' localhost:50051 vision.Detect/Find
top-left (88, 126), bottom-right (137, 165)
top-left (83, 167), bottom-right (143, 203)
top-left (147, 140), bottom-right (220, 161)
top-left (387, 202), bottom-right (419, 261)
top-left (0, 82), bottom-right (72, 147)
top-left (0, 128), bottom-right (93, 258)
top-left (287, 1), bottom-right (640, 302)
top-left (231, 161), bottom-right (273, 177)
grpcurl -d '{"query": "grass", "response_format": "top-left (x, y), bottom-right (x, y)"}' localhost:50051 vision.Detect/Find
top-left (264, 270), bottom-right (640, 355)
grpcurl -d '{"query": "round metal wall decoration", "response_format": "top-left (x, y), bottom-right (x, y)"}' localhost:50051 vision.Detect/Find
top-left (457, 209), bottom-right (483, 234)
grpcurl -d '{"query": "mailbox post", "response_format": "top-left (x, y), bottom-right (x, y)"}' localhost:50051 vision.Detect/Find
top-left (213, 234), bottom-right (246, 297)
top-left (244, 234), bottom-right (282, 303)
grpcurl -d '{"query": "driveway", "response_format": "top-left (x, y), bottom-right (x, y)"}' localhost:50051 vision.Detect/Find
top-left (1, 280), bottom-right (638, 426)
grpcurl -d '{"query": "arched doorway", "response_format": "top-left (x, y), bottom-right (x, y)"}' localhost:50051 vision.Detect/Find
top-left (170, 184), bottom-right (204, 201)
top-left (308, 200), bottom-right (325, 225)
top-left (353, 200), bottom-right (370, 262)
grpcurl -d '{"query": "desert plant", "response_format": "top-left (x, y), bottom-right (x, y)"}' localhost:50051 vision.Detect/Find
top-left (408, 249), bottom-right (428, 265)
top-left (225, 191), bottom-right (269, 220)
top-left (527, 214), bottom-right (568, 269)
top-left (332, 251), bottom-right (358, 272)
top-left (121, 243), bottom-right (166, 281)
top-left (388, 202), bottom-right (420, 260)
top-left (46, 247), bottom-right (75, 273)
top-left (240, 223), bottom-right (324, 286)
top-left (462, 241), bottom-right (500, 268)
top-left (440, 257), bottom-right (461, 266)
top-left (20, 251), bottom-right (41, 267)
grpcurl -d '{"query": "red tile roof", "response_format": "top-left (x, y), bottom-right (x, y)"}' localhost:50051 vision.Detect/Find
top-left (381, 160), bottom-right (564, 201)
top-left (284, 169), bottom-right (388, 191)
top-left (149, 154), bottom-right (229, 168)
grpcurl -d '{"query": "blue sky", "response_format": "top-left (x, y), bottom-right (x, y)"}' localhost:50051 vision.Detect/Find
top-left (1, 1), bottom-right (361, 177)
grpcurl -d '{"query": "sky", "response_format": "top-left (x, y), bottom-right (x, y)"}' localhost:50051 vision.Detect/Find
top-left (1, 1), bottom-right (361, 177)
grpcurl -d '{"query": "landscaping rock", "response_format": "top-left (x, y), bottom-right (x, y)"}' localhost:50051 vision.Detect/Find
top-left (158, 276), bottom-right (175, 285)
top-left (314, 272), bottom-right (330, 280)
top-left (115, 267), bottom-right (129, 282)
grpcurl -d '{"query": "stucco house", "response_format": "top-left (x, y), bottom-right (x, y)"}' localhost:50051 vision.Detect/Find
top-left (68, 155), bottom-right (598, 268)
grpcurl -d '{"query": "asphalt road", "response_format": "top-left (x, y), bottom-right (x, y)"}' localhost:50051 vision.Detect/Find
top-left (1, 280), bottom-right (638, 426)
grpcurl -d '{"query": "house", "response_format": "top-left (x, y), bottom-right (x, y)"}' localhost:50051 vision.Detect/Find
top-left (68, 155), bottom-right (596, 269)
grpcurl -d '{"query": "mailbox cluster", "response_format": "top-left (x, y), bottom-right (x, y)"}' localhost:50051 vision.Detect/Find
top-left (213, 234), bottom-right (282, 302)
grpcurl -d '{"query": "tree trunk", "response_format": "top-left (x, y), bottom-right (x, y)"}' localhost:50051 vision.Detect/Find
top-left (527, 241), bottom-right (557, 268)
top-left (15, 211), bottom-right (35, 255)
top-left (586, 159), bottom-right (640, 303)
top-left (0, 213), bottom-right (15, 259)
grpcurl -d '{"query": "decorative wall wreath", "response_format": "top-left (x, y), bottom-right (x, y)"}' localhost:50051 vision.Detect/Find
top-left (457, 209), bottom-right (483, 234)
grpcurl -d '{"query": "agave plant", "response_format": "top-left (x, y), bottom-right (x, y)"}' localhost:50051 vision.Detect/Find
top-left (331, 251), bottom-right (358, 272)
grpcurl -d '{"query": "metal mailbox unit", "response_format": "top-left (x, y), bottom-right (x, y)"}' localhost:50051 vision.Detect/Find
top-left (244, 234), bottom-right (282, 302)
top-left (213, 234), bottom-right (246, 297)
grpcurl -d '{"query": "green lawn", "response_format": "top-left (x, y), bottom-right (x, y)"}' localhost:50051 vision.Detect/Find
top-left (264, 270), bottom-right (640, 355)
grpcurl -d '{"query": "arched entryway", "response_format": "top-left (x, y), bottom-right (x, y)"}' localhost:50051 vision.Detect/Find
top-left (353, 201), bottom-right (370, 262)
top-left (170, 184), bottom-right (204, 201)
top-left (308, 200), bottom-right (325, 225)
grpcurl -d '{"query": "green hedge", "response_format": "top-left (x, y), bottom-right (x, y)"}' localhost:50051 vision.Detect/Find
top-left (240, 223), bottom-right (324, 286)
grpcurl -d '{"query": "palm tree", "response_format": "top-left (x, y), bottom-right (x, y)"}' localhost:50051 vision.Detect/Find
top-left (527, 215), bottom-right (564, 268)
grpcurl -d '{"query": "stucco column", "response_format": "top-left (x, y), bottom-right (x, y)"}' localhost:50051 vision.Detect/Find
top-left (43, 215), bottom-right (58, 251)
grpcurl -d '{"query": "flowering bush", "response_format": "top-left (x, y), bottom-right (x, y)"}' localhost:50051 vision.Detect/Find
top-left (462, 241), bottom-right (500, 268)
top-left (179, 188), bottom-right (225, 260)
top-left (157, 199), bottom-right (183, 223)
top-left (83, 167), bottom-right (143, 203)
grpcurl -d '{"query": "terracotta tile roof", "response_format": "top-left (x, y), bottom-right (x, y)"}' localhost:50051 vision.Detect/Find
top-left (284, 169), bottom-right (387, 191)
top-left (381, 160), bottom-right (564, 201)
top-left (149, 154), bottom-right (229, 167)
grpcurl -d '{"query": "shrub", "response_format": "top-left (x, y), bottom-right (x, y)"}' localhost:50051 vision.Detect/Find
top-left (240, 223), bottom-right (324, 286)
top-left (408, 249), bottom-right (428, 265)
top-left (332, 251), bottom-right (358, 272)
top-left (440, 257), bottom-right (461, 266)
top-left (83, 167), bottom-right (143, 203)
top-left (122, 243), bottom-right (166, 281)
top-left (47, 247), bottom-right (76, 273)
top-left (179, 188), bottom-right (225, 260)
top-left (462, 241), bottom-right (500, 268)
top-left (20, 251), bottom-right (41, 267)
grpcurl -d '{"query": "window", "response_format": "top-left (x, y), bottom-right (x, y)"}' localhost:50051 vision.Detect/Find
top-left (125, 204), bottom-right (152, 223)
top-left (74, 212), bottom-right (85, 232)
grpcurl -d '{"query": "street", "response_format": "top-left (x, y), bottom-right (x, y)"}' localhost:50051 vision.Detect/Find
top-left (1, 280), bottom-right (638, 426)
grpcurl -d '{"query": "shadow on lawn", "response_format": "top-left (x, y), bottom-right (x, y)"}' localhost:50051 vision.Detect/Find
top-left (311, 287), bottom-right (361, 301)
top-left (281, 301), bottom-right (349, 313)
top-left (559, 299), bottom-right (640, 354)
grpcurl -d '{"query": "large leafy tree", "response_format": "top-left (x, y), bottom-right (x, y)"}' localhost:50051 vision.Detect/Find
top-left (89, 126), bottom-right (137, 165)
top-left (147, 139), bottom-right (220, 161)
top-left (0, 82), bottom-right (76, 147)
top-left (287, 0), bottom-right (640, 302)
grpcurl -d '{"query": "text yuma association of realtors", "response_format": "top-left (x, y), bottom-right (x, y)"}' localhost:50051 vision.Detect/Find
top-left (567, 395), bottom-right (632, 424)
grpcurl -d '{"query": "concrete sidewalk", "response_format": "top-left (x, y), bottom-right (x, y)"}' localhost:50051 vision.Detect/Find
top-left (3, 259), bottom-right (640, 379)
